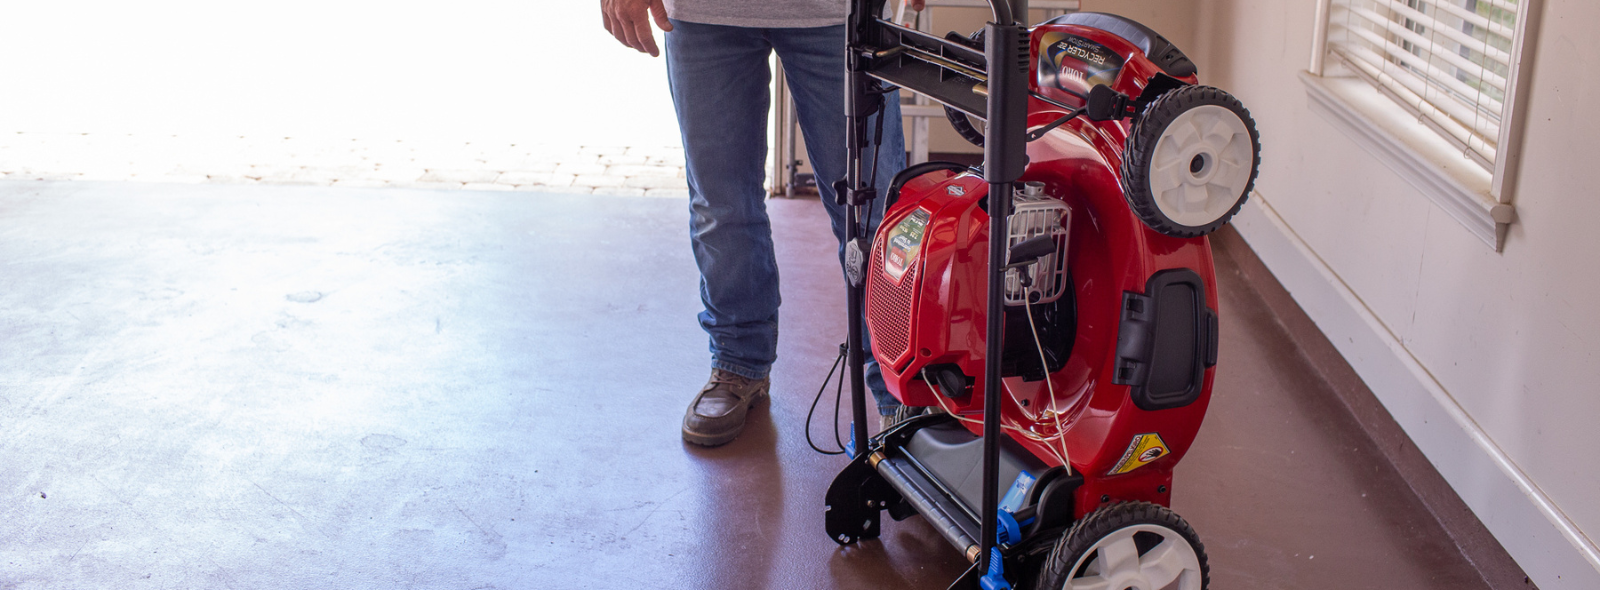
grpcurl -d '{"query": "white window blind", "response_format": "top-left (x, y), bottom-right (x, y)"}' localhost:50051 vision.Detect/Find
top-left (1327, 0), bottom-right (1520, 170)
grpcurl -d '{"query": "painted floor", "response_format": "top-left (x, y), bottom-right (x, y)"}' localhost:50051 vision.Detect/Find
top-left (1, 180), bottom-right (1488, 589)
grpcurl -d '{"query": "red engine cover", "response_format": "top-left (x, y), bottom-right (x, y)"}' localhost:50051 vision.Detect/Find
top-left (865, 23), bottom-right (1214, 515)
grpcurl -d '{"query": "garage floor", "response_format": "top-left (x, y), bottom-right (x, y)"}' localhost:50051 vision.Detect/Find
top-left (1, 181), bottom-right (1495, 589)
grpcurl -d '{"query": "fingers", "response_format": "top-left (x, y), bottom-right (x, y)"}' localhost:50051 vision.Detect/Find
top-left (910, 0), bottom-right (925, 10)
top-left (617, 14), bottom-right (649, 56)
top-left (601, 0), bottom-right (658, 56)
top-left (631, 13), bottom-right (660, 56)
top-left (602, 2), bottom-right (633, 51)
top-left (603, 10), bottom-right (620, 43)
top-left (650, 0), bottom-right (673, 33)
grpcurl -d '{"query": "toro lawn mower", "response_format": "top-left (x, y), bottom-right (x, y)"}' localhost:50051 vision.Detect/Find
top-left (821, 2), bottom-right (1261, 589)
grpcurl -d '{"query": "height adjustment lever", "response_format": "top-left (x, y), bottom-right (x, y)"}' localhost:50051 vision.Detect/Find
top-left (1086, 84), bottom-right (1134, 122)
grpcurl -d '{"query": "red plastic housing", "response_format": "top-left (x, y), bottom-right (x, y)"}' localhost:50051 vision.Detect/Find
top-left (865, 23), bottom-right (1214, 516)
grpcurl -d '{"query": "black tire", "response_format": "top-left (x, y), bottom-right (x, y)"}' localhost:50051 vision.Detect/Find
top-left (946, 106), bottom-right (986, 148)
top-left (1033, 502), bottom-right (1209, 590)
top-left (943, 28), bottom-right (988, 149)
top-left (1120, 85), bottom-right (1261, 238)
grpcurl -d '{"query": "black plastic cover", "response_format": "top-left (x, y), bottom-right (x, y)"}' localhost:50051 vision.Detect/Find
top-left (1113, 269), bottom-right (1217, 411)
top-left (863, 19), bottom-right (989, 118)
top-left (884, 160), bottom-right (970, 210)
top-left (901, 420), bottom-right (1050, 523)
top-left (984, 23), bottom-right (1031, 184)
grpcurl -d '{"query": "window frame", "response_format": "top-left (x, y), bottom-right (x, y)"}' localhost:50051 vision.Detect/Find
top-left (1304, 0), bottom-right (1540, 251)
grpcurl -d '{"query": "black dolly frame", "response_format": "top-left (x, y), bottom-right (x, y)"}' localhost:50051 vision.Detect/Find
top-left (829, 0), bottom-right (1032, 585)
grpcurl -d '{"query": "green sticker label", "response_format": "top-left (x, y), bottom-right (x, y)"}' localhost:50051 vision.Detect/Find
top-left (883, 208), bottom-right (931, 281)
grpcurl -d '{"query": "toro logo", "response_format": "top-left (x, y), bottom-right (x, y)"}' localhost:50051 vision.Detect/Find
top-left (1139, 447), bottom-right (1166, 462)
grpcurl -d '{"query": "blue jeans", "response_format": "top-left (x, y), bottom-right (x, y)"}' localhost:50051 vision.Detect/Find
top-left (664, 20), bottom-right (906, 414)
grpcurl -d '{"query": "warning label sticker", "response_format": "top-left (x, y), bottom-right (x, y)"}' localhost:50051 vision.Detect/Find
top-left (1108, 433), bottom-right (1170, 475)
top-left (883, 208), bottom-right (931, 282)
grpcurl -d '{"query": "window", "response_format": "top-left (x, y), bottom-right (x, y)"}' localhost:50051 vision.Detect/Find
top-left (1304, 0), bottom-right (1536, 250)
top-left (1328, 0), bottom-right (1518, 170)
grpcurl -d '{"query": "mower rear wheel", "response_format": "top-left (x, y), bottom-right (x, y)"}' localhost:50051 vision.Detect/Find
top-left (1121, 85), bottom-right (1261, 238)
top-left (1033, 502), bottom-right (1209, 590)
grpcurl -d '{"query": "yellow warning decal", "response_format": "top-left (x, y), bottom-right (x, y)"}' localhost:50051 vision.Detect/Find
top-left (1109, 433), bottom-right (1170, 475)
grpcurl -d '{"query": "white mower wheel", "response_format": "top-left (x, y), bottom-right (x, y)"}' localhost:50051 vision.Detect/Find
top-left (1121, 86), bottom-right (1261, 238)
top-left (1034, 502), bottom-right (1209, 590)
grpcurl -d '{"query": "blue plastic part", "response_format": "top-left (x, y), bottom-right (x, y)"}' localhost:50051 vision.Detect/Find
top-left (980, 547), bottom-right (1012, 590)
top-left (996, 510), bottom-right (1022, 546)
top-left (998, 471), bottom-right (1037, 513)
top-left (981, 510), bottom-right (1023, 590)
top-left (847, 422), bottom-right (858, 458)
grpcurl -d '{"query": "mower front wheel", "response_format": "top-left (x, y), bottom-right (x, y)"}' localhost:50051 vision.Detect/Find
top-left (1033, 501), bottom-right (1209, 590)
top-left (1121, 85), bottom-right (1261, 238)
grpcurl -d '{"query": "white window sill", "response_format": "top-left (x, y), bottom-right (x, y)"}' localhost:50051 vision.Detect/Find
top-left (1299, 71), bottom-right (1514, 251)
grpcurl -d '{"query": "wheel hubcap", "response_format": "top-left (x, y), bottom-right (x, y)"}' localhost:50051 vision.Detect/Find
top-left (1065, 524), bottom-right (1203, 590)
top-left (1147, 104), bottom-right (1253, 228)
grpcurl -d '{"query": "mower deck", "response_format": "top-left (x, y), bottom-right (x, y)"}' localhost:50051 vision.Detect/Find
top-left (828, 415), bottom-right (1080, 566)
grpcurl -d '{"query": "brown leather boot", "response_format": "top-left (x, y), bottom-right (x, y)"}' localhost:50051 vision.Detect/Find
top-left (682, 369), bottom-right (770, 447)
top-left (879, 404), bottom-right (926, 433)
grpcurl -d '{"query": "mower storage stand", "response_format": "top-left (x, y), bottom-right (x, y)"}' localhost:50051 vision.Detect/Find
top-left (827, 1), bottom-right (1034, 588)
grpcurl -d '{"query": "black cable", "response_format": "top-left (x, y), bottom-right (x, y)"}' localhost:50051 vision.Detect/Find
top-left (806, 344), bottom-right (850, 455)
top-left (832, 349), bottom-right (847, 452)
top-left (1026, 106), bottom-right (1088, 142)
top-left (867, 103), bottom-right (886, 187)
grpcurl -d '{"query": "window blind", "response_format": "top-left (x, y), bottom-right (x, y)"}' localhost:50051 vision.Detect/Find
top-left (1327, 0), bottom-right (1519, 169)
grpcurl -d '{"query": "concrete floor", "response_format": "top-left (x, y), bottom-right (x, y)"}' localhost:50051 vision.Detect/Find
top-left (1, 180), bottom-right (1497, 589)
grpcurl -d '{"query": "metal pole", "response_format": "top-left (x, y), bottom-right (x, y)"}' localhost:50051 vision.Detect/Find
top-left (844, 0), bottom-right (874, 461)
top-left (978, 0), bottom-right (1028, 578)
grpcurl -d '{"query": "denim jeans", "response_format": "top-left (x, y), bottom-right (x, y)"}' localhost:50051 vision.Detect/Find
top-left (664, 20), bottom-right (906, 414)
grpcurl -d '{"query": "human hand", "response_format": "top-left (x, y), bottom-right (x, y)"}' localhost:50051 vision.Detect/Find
top-left (909, 0), bottom-right (925, 9)
top-left (601, 0), bottom-right (673, 57)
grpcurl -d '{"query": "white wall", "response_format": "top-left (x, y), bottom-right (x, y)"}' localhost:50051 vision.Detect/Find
top-left (1188, 0), bottom-right (1600, 587)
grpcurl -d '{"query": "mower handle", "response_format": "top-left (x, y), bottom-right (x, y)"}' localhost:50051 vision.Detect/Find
top-left (982, 0), bottom-right (1015, 27)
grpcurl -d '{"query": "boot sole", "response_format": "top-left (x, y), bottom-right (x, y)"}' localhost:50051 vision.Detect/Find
top-left (682, 387), bottom-right (769, 447)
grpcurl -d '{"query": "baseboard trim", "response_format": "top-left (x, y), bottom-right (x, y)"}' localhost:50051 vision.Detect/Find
top-left (1229, 195), bottom-right (1600, 590)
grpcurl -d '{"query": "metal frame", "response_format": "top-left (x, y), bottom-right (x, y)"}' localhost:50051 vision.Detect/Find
top-left (770, 1), bottom-right (1078, 194)
top-left (830, 0), bottom-right (1031, 583)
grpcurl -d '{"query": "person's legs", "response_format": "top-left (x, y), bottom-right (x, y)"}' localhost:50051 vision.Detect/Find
top-left (770, 25), bottom-right (908, 417)
top-left (665, 21), bottom-right (780, 446)
top-left (666, 20), bottom-right (780, 381)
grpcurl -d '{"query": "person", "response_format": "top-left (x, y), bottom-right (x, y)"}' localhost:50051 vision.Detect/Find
top-left (600, 0), bottom-right (923, 446)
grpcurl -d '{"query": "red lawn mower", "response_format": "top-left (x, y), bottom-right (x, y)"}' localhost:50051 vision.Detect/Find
top-left (822, 3), bottom-right (1260, 589)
